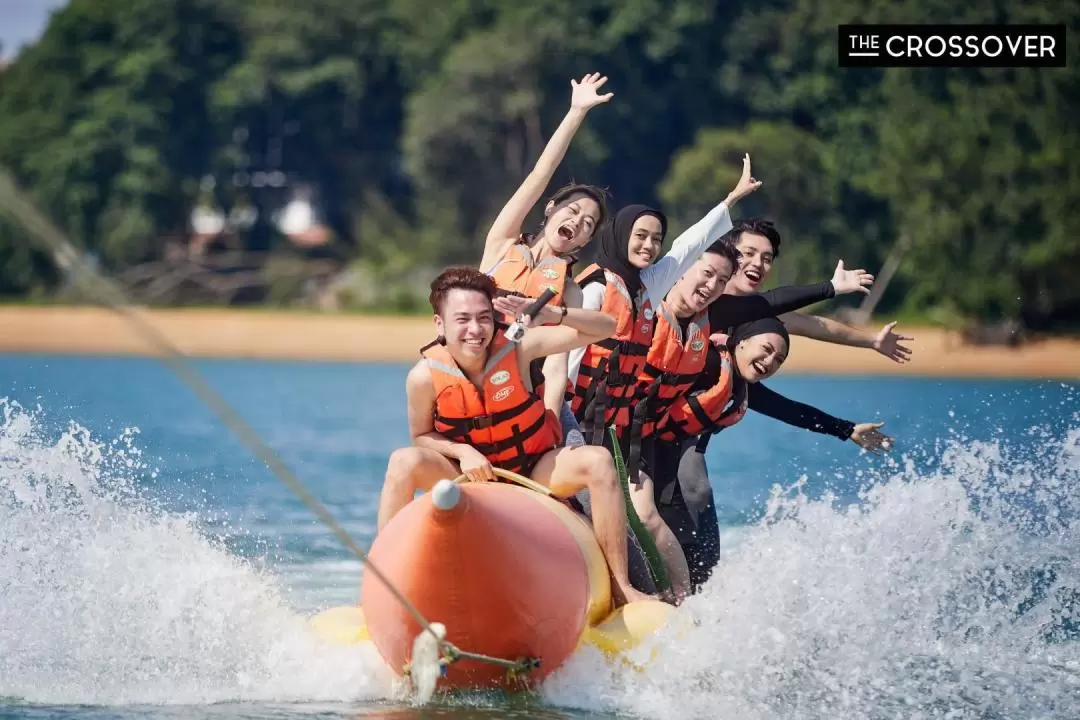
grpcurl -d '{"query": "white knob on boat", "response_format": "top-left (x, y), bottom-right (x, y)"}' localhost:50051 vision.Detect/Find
top-left (431, 478), bottom-right (461, 511)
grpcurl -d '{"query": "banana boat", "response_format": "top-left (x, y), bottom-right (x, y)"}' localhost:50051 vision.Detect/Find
top-left (309, 469), bottom-right (672, 691)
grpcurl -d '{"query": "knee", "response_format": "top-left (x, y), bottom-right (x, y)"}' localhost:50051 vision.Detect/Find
top-left (385, 447), bottom-right (426, 486)
top-left (682, 476), bottom-right (713, 509)
top-left (577, 447), bottom-right (619, 492)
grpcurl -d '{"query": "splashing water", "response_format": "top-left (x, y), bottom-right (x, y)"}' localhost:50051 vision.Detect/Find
top-left (4, 394), bottom-right (1080, 718)
top-left (0, 399), bottom-right (393, 706)
top-left (544, 426), bottom-right (1080, 719)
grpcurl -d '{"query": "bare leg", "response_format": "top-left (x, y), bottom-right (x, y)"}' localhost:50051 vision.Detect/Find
top-left (531, 445), bottom-right (655, 605)
top-left (377, 447), bottom-right (460, 531)
top-left (630, 470), bottom-right (691, 603)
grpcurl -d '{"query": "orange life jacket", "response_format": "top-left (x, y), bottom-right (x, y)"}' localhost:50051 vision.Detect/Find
top-left (629, 302), bottom-right (711, 440)
top-left (568, 264), bottom-right (655, 438)
top-left (485, 239), bottom-right (571, 402)
top-left (486, 240), bottom-right (569, 323)
top-left (423, 335), bottom-right (562, 474)
top-left (655, 347), bottom-right (749, 440)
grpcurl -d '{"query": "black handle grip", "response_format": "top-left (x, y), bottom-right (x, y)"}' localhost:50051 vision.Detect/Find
top-left (521, 288), bottom-right (557, 321)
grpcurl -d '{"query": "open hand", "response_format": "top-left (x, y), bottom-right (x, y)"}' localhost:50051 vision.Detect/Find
top-left (570, 72), bottom-right (614, 110)
top-left (457, 446), bottom-right (496, 482)
top-left (724, 153), bottom-right (763, 206)
top-left (850, 422), bottom-right (893, 454)
top-left (830, 260), bottom-right (874, 295)
top-left (873, 321), bottom-right (914, 364)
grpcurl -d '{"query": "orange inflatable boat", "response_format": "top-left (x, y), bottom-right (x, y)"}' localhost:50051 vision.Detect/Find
top-left (309, 468), bottom-right (673, 692)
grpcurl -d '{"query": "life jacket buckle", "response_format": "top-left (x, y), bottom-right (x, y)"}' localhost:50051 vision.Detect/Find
top-left (470, 415), bottom-right (495, 430)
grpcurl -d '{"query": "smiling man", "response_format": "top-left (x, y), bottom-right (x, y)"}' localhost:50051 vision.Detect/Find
top-left (376, 265), bottom-right (655, 605)
top-left (723, 219), bottom-right (914, 363)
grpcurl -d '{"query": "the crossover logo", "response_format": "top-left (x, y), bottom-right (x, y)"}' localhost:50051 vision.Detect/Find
top-left (838, 24), bottom-right (1066, 68)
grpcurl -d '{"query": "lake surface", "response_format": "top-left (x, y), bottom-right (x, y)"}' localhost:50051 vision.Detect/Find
top-left (2, 354), bottom-right (1079, 719)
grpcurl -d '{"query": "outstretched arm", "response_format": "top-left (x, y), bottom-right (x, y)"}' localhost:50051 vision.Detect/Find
top-left (710, 260), bottom-right (876, 330)
top-left (778, 313), bottom-right (914, 364)
top-left (747, 382), bottom-right (893, 453)
top-left (480, 73), bottom-right (613, 272)
top-left (494, 293), bottom-right (615, 363)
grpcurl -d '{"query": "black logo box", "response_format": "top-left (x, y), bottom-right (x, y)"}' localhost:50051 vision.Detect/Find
top-left (838, 24), bottom-right (1067, 68)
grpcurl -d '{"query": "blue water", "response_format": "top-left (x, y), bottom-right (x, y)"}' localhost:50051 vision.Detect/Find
top-left (2, 353), bottom-right (1079, 719)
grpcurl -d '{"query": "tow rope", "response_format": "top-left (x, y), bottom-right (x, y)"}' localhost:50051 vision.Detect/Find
top-left (0, 165), bottom-right (539, 701)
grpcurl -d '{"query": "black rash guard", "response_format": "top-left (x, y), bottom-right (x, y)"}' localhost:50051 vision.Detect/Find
top-left (673, 280), bottom-right (837, 336)
top-left (706, 280), bottom-right (835, 330)
top-left (747, 382), bottom-right (855, 440)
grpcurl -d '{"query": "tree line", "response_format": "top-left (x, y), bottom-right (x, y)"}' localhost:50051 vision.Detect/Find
top-left (0, 0), bottom-right (1077, 328)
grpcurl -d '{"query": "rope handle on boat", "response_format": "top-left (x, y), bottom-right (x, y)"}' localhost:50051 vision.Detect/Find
top-left (0, 165), bottom-right (540, 688)
top-left (453, 466), bottom-right (554, 496)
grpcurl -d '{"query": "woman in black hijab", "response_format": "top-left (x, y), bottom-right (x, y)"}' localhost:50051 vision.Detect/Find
top-left (652, 315), bottom-right (894, 593)
top-left (592, 203), bottom-right (669, 298)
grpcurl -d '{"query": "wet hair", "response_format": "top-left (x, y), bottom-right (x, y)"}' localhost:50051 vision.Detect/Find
top-left (541, 182), bottom-right (610, 232)
top-left (704, 237), bottom-right (740, 269)
top-left (722, 218), bottom-right (782, 258)
top-left (429, 265), bottom-right (498, 315)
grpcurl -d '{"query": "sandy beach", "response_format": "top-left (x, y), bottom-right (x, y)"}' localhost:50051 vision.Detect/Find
top-left (2, 305), bottom-right (1078, 379)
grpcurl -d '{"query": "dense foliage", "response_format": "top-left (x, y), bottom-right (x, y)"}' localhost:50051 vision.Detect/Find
top-left (0, 0), bottom-right (1077, 326)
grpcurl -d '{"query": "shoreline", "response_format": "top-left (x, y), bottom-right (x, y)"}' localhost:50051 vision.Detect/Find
top-left (3, 305), bottom-right (1079, 380)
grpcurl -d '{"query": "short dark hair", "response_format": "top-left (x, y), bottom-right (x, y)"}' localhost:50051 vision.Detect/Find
top-left (725, 218), bottom-right (782, 257)
top-left (543, 182), bottom-right (610, 230)
top-left (429, 266), bottom-right (498, 315)
top-left (704, 238), bottom-right (740, 268)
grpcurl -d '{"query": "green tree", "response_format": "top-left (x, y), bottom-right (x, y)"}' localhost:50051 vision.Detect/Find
top-left (0, 0), bottom-right (243, 270)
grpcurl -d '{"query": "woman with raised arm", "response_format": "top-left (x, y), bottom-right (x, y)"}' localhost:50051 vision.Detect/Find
top-left (477, 72), bottom-right (614, 422)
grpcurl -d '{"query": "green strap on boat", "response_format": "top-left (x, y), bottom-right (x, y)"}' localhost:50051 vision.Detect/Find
top-left (608, 425), bottom-right (671, 593)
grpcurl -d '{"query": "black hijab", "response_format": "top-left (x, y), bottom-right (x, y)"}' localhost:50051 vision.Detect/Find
top-left (728, 316), bottom-right (791, 351)
top-left (594, 204), bottom-right (667, 298)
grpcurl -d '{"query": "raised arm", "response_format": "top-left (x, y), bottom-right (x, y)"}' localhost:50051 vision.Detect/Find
top-left (480, 73), bottom-right (613, 272)
top-left (643, 154), bottom-right (763, 303)
top-left (493, 294), bottom-right (615, 363)
top-left (778, 313), bottom-right (914, 364)
top-left (747, 382), bottom-right (893, 453)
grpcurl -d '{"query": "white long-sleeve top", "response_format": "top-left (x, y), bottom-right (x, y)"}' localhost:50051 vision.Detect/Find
top-left (567, 201), bottom-right (734, 384)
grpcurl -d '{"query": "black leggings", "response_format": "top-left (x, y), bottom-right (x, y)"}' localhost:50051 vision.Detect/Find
top-left (653, 436), bottom-right (722, 594)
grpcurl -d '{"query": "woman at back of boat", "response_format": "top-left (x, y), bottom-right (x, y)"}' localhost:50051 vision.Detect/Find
top-left (642, 219), bottom-right (906, 593)
top-left (650, 316), bottom-right (894, 593)
top-left (608, 243), bottom-right (879, 598)
top-left (567, 155), bottom-right (763, 446)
